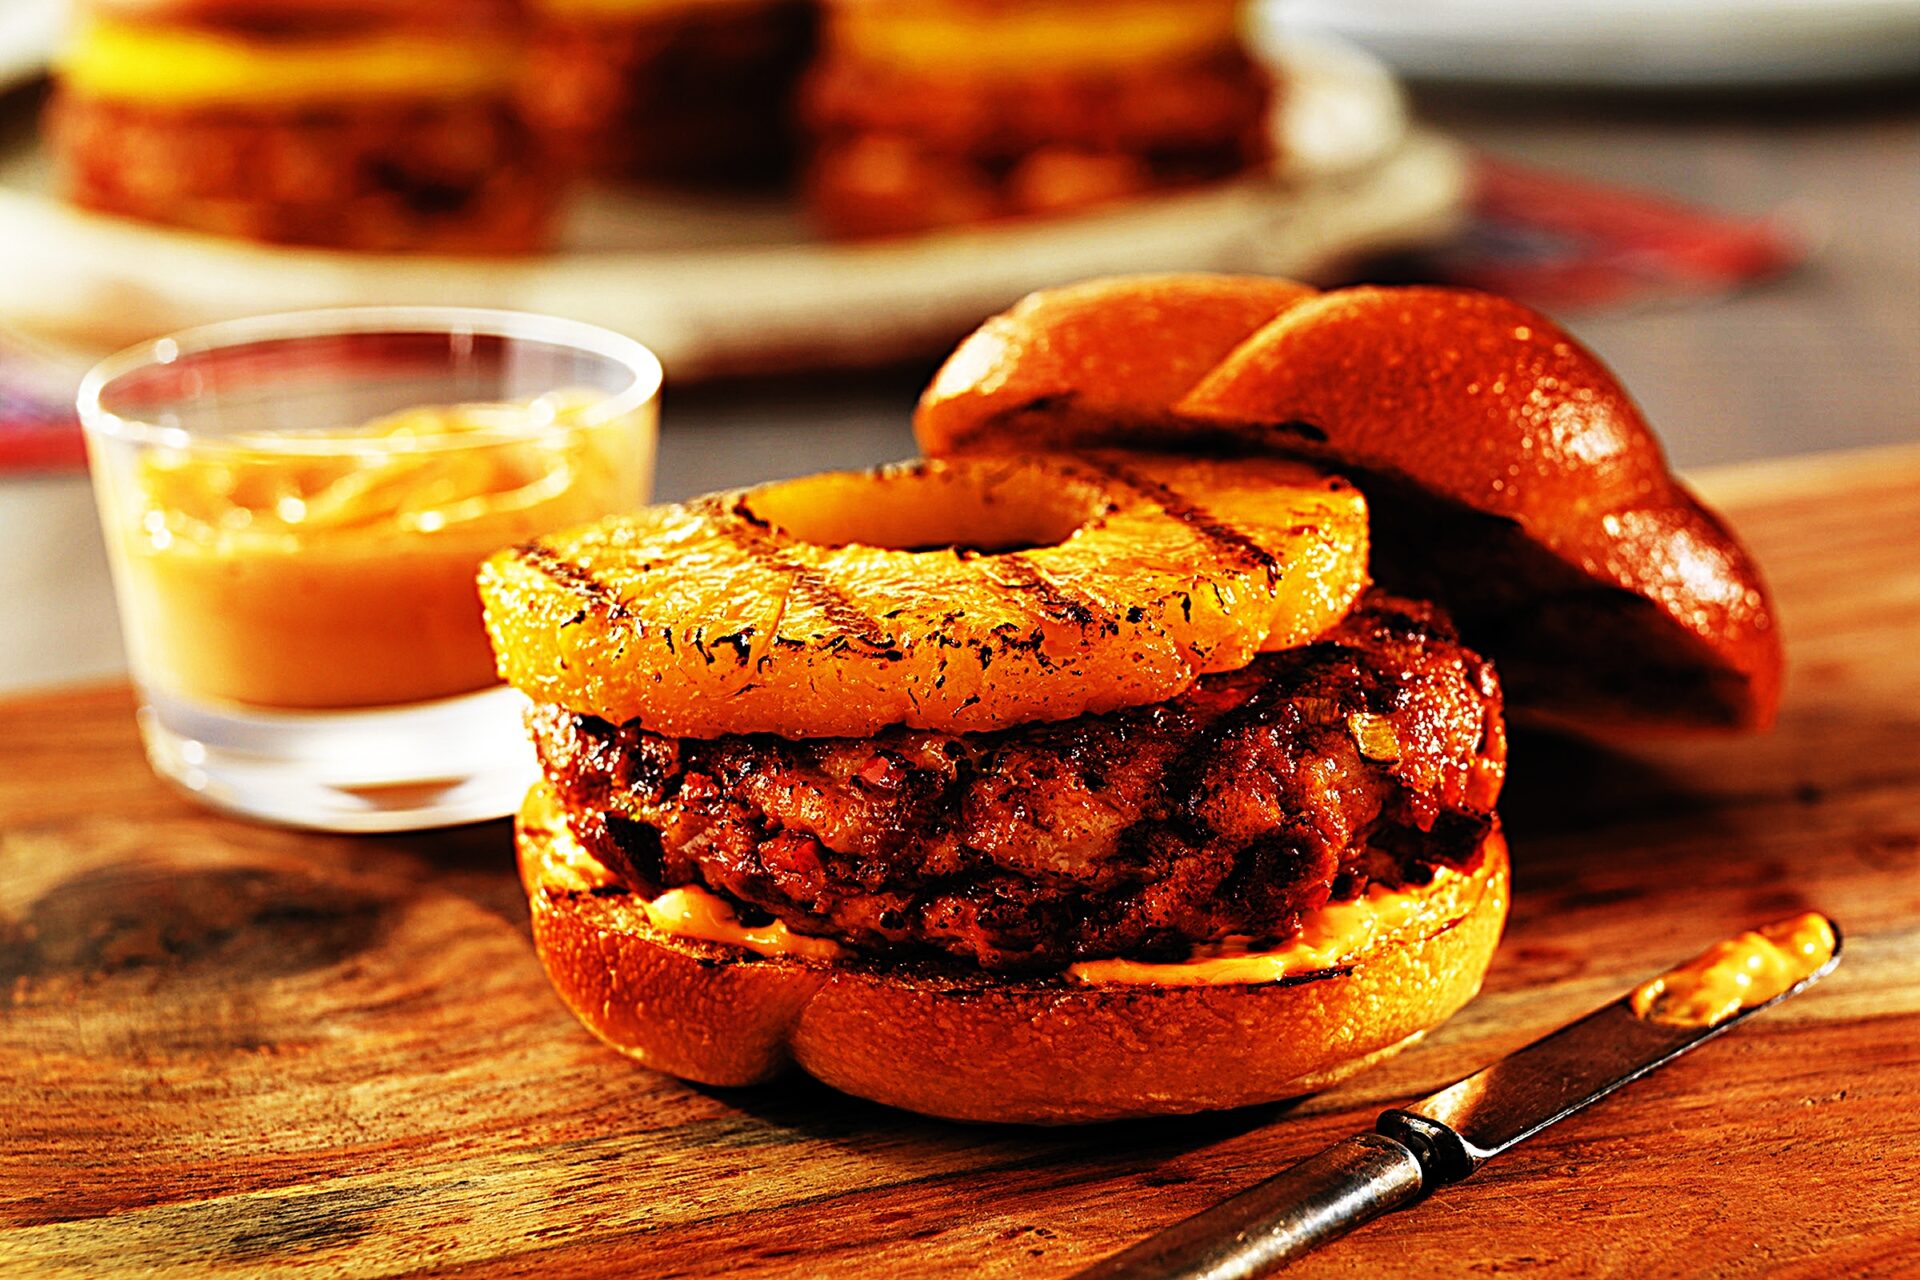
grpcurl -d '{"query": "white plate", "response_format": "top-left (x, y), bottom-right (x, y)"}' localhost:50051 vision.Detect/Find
top-left (0, 0), bottom-right (58, 94)
top-left (0, 36), bottom-right (1468, 376)
top-left (1272, 0), bottom-right (1920, 87)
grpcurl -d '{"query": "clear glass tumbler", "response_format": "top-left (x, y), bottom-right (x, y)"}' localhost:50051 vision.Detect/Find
top-left (79, 308), bottom-right (661, 831)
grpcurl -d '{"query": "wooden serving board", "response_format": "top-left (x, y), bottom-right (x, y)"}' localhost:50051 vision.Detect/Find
top-left (4, 444), bottom-right (1918, 1278)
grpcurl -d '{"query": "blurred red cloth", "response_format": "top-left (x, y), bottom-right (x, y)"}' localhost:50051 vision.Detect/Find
top-left (0, 329), bottom-right (86, 472)
top-left (0, 154), bottom-right (1810, 475)
top-left (1413, 154), bottom-right (1808, 308)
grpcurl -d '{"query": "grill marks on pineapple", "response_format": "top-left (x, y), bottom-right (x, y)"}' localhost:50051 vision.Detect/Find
top-left (694, 495), bottom-right (901, 657)
top-left (1080, 454), bottom-right (1283, 580)
top-left (518, 542), bottom-right (633, 622)
top-left (965, 551), bottom-right (1115, 637)
top-left (707, 495), bottom-right (1123, 662)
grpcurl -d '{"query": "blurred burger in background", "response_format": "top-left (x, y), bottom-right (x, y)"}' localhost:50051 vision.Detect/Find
top-left (520, 0), bottom-right (817, 188)
top-left (802, 0), bottom-right (1276, 237)
top-left (47, 0), bottom-right (560, 251)
top-left (43, 0), bottom-right (1293, 248)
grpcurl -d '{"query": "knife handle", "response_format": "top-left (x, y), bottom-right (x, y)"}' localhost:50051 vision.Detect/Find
top-left (1068, 1134), bottom-right (1426, 1280)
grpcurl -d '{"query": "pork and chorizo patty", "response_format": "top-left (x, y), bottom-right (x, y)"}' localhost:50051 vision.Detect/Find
top-left (532, 593), bottom-right (1506, 973)
top-left (49, 93), bottom-right (557, 251)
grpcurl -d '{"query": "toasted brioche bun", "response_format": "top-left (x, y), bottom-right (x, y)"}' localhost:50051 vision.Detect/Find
top-left (517, 784), bottom-right (1509, 1124)
top-left (915, 274), bottom-right (1783, 732)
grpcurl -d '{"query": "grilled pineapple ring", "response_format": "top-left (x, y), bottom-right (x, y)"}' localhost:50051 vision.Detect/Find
top-left (481, 452), bottom-right (1368, 738)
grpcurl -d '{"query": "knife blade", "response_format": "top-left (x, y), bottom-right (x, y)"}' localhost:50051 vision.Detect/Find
top-left (1069, 913), bottom-right (1841, 1280)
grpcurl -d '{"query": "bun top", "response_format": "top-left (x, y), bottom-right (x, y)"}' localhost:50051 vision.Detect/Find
top-left (916, 274), bottom-right (1782, 731)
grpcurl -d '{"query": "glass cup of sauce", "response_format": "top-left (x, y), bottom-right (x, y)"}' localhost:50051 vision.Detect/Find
top-left (78, 308), bottom-right (660, 831)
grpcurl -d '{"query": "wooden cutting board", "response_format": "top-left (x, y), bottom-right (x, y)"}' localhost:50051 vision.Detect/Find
top-left (4, 444), bottom-right (1918, 1279)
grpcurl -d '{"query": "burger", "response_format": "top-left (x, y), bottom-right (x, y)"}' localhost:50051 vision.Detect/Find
top-left (480, 275), bottom-right (1780, 1123)
top-left (520, 0), bottom-right (816, 187)
top-left (49, 0), bottom-right (558, 251)
top-left (800, 0), bottom-right (1275, 237)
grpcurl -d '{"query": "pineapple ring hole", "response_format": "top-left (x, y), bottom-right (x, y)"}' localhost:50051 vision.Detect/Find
top-left (741, 461), bottom-right (1106, 555)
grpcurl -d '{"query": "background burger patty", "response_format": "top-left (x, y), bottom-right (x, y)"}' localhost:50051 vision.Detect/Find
top-left (532, 593), bottom-right (1507, 972)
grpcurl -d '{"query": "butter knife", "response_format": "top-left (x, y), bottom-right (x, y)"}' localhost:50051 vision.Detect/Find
top-left (1070, 913), bottom-right (1842, 1280)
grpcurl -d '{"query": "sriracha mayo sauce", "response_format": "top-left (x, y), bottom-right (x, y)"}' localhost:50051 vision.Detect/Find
top-left (107, 393), bottom-right (645, 709)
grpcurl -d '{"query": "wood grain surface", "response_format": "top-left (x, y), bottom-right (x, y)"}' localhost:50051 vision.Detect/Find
top-left (4, 444), bottom-right (1919, 1279)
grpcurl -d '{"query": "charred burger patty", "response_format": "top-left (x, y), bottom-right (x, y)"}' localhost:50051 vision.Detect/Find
top-left (532, 593), bottom-right (1505, 972)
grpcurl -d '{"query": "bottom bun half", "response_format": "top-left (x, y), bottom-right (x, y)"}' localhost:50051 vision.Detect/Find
top-left (517, 785), bottom-right (1509, 1124)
